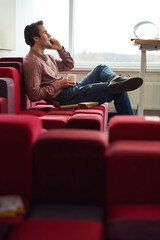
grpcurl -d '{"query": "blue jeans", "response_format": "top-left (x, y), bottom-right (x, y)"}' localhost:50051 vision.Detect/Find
top-left (56, 64), bottom-right (133, 115)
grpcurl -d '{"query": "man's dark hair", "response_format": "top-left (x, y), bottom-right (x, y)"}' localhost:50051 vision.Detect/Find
top-left (24, 20), bottom-right (43, 47)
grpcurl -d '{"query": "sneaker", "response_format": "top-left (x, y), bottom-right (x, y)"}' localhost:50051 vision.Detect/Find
top-left (107, 76), bottom-right (143, 94)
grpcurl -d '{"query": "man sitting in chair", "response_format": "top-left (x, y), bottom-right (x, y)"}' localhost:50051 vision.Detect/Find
top-left (23, 20), bottom-right (143, 115)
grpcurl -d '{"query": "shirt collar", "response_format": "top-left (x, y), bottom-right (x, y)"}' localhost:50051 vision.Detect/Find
top-left (30, 48), bottom-right (48, 61)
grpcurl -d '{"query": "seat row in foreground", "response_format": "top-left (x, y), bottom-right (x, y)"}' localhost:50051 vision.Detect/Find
top-left (0, 114), bottom-right (160, 240)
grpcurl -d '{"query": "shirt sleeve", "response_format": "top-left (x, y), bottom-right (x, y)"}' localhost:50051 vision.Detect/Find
top-left (55, 47), bottom-right (75, 72)
top-left (23, 60), bottom-right (62, 102)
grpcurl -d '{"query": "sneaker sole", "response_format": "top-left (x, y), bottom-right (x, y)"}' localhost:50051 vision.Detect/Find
top-left (107, 77), bottom-right (143, 94)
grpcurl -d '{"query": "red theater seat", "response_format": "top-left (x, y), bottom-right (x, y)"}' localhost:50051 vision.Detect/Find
top-left (104, 115), bottom-right (160, 239)
top-left (0, 67), bottom-right (20, 114)
top-left (67, 113), bottom-right (102, 131)
top-left (39, 115), bottom-right (71, 129)
top-left (107, 140), bottom-right (160, 206)
top-left (6, 128), bottom-right (107, 240)
top-left (108, 115), bottom-right (160, 142)
top-left (0, 78), bottom-right (15, 113)
top-left (33, 129), bottom-right (108, 205)
top-left (66, 103), bottom-right (108, 132)
top-left (0, 61), bottom-right (26, 111)
top-left (0, 115), bottom-right (42, 225)
top-left (106, 139), bottom-right (160, 239)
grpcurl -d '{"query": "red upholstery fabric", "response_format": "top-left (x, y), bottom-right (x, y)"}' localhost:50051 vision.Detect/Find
top-left (0, 97), bottom-right (8, 113)
top-left (106, 140), bottom-right (160, 204)
top-left (0, 58), bottom-right (54, 114)
top-left (7, 219), bottom-right (104, 240)
top-left (94, 103), bottom-right (108, 131)
top-left (33, 129), bottom-right (108, 205)
top-left (0, 67), bottom-right (20, 113)
top-left (0, 57), bottom-right (23, 63)
top-left (106, 219), bottom-right (160, 240)
top-left (106, 136), bottom-right (160, 238)
top-left (0, 62), bottom-right (26, 111)
top-left (67, 113), bottom-right (103, 131)
top-left (66, 103), bottom-right (108, 132)
top-left (0, 222), bottom-right (11, 240)
top-left (19, 110), bottom-right (47, 116)
top-left (109, 115), bottom-right (160, 142)
top-left (47, 108), bottom-right (76, 115)
top-left (47, 103), bottom-right (108, 131)
top-left (107, 205), bottom-right (160, 220)
top-left (0, 115), bottom-right (42, 198)
top-left (75, 109), bottom-right (104, 115)
top-left (74, 109), bottom-right (105, 131)
top-left (39, 115), bottom-right (70, 129)
top-left (94, 103), bottom-right (108, 113)
top-left (28, 104), bottom-right (54, 112)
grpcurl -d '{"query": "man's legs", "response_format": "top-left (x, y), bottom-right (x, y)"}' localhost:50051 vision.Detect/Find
top-left (79, 64), bottom-right (116, 86)
top-left (79, 64), bottom-right (142, 95)
top-left (77, 64), bottom-right (137, 114)
top-left (55, 64), bottom-right (139, 114)
top-left (56, 82), bottom-right (134, 115)
top-left (113, 92), bottom-right (133, 115)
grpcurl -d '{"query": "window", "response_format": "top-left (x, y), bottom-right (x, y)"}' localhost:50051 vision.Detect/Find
top-left (33, 0), bottom-right (160, 69)
top-left (33, 0), bottom-right (69, 59)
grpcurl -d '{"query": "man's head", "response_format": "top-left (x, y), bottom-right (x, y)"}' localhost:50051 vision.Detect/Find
top-left (24, 20), bottom-right (43, 47)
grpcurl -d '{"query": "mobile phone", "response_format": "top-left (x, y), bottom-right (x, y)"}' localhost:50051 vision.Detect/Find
top-left (50, 40), bottom-right (54, 45)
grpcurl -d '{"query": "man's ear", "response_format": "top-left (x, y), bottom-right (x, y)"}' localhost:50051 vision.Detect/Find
top-left (33, 36), bottom-right (39, 43)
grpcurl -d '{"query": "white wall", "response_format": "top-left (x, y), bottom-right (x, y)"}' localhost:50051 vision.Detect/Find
top-left (0, 0), bottom-right (16, 51)
top-left (0, 0), bottom-right (33, 57)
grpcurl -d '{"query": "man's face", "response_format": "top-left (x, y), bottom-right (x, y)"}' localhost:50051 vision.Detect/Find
top-left (36, 25), bottom-right (52, 49)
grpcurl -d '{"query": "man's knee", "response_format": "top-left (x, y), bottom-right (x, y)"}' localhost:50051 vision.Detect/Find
top-left (96, 64), bottom-right (110, 71)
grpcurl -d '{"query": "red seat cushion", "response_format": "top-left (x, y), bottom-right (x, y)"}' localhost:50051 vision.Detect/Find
top-left (47, 108), bottom-right (76, 115)
top-left (19, 110), bottom-right (47, 116)
top-left (7, 219), bottom-right (104, 240)
top-left (67, 114), bottom-right (103, 131)
top-left (39, 115), bottom-right (70, 129)
top-left (28, 104), bottom-right (54, 112)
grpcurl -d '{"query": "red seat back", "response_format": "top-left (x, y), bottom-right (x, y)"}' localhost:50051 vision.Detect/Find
top-left (0, 67), bottom-right (20, 113)
top-left (0, 114), bottom-right (42, 199)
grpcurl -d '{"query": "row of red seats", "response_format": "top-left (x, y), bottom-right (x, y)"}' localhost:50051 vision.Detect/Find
top-left (0, 114), bottom-right (160, 240)
top-left (0, 57), bottom-right (108, 132)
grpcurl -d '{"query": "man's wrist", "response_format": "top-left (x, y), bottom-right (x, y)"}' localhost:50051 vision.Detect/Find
top-left (58, 46), bottom-right (64, 51)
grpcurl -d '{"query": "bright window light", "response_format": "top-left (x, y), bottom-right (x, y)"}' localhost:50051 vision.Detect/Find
top-left (33, 0), bottom-right (160, 69)
top-left (33, 0), bottom-right (69, 58)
